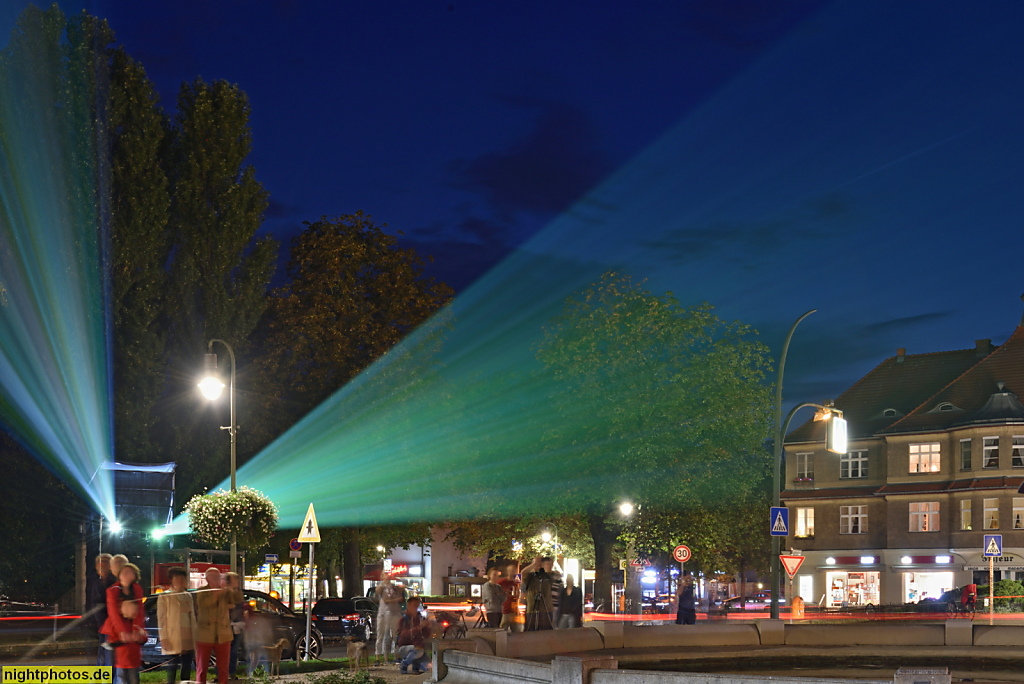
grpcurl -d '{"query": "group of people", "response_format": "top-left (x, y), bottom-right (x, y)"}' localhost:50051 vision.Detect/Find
top-left (87, 553), bottom-right (248, 684)
top-left (480, 557), bottom-right (582, 632)
top-left (372, 575), bottom-right (435, 674)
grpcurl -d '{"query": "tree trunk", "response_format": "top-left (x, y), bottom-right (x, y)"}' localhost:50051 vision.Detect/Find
top-left (342, 531), bottom-right (363, 599)
top-left (327, 560), bottom-right (339, 597)
top-left (587, 510), bottom-right (618, 613)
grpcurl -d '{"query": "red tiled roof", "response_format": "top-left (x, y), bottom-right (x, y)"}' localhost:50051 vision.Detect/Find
top-left (881, 327), bottom-right (1024, 434)
top-left (782, 486), bottom-right (879, 500)
top-left (786, 345), bottom-right (986, 444)
top-left (875, 481), bottom-right (951, 494)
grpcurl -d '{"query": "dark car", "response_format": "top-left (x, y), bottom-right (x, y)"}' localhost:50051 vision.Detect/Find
top-left (310, 597), bottom-right (375, 640)
top-left (141, 589), bottom-right (322, 665)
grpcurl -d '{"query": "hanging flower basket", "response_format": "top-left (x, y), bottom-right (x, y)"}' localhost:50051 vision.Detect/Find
top-left (185, 486), bottom-right (278, 550)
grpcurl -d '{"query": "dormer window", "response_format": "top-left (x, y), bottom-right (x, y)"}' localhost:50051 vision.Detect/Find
top-left (928, 402), bottom-right (960, 413)
top-left (883, 408), bottom-right (898, 417)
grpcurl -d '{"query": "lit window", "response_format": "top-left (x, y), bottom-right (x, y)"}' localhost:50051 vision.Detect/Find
top-left (984, 498), bottom-right (999, 530)
top-left (1013, 437), bottom-right (1024, 468)
top-left (983, 437), bottom-right (999, 468)
top-left (909, 502), bottom-right (940, 532)
top-left (960, 499), bottom-right (972, 531)
top-left (909, 443), bottom-right (941, 473)
top-left (1014, 498), bottom-right (1024, 530)
top-left (795, 508), bottom-right (814, 538)
top-left (840, 450), bottom-right (868, 479)
top-left (795, 452), bottom-right (813, 481)
top-left (960, 439), bottom-right (972, 470)
top-left (840, 505), bottom-right (867, 534)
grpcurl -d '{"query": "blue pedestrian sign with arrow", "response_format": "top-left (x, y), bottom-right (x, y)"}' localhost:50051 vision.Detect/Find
top-left (984, 534), bottom-right (1003, 557)
top-left (770, 507), bottom-right (789, 536)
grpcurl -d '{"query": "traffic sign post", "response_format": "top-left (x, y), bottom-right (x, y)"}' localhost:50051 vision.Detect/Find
top-left (780, 555), bottom-right (805, 578)
top-left (298, 504), bottom-right (321, 660)
top-left (672, 545), bottom-right (691, 563)
top-left (265, 553), bottom-right (279, 564)
top-left (984, 534), bottom-right (1002, 624)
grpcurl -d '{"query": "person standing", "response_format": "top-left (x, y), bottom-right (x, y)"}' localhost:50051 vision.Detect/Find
top-left (521, 557), bottom-right (555, 631)
top-left (157, 567), bottom-right (197, 684)
top-left (674, 573), bottom-right (696, 625)
top-left (557, 574), bottom-right (583, 628)
top-left (102, 563), bottom-right (146, 684)
top-left (374, 575), bottom-right (404, 665)
top-left (498, 562), bottom-right (520, 632)
top-left (88, 553), bottom-right (116, 666)
top-left (224, 572), bottom-right (246, 678)
top-left (395, 597), bottom-right (432, 675)
top-left (194, 567), bottom-right (242, 684)
top-left (480, 567), bottom-right (506, 628)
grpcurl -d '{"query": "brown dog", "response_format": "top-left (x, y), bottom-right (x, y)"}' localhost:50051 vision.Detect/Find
top-left (251, 637), bottom-right (289, 676)
top-left (343, 635), bottom-right (370, 671)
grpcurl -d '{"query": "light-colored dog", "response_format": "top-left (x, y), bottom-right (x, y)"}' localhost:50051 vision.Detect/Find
top-left (343, 635), bottom-right (370, 671)
top-left (250, 637), bottom-right (289, 676)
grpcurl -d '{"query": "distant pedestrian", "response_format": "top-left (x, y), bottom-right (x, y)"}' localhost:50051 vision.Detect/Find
top-left (88, 553), bottom-right (116, 666)
top-left (481, 567), bottom-right (507, 628)
top-left (521, 556), bottom-right (555, 631)
top-left (157, 567), bottom-right (196, 684)
top-left (194, 567), bottom-right (242, 684)
top-left (498, 562), bottom-right (521, 632)
top-left (549, 562), bottom-right (564, 627)
top-left (374, 575), bottom-right (404, 664)
top-left (557, 574), bottom-right (583, 628)
top-left (675, 573), bottom-right (696, 625)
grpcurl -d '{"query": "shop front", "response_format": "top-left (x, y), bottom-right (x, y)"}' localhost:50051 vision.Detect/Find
top-left (893, 554), bottom-right (956, 603)
top-left (823, 555), bottom-right (881, 607)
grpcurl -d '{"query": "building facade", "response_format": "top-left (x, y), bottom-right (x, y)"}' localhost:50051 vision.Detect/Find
top-left (782, 329), bottom-right (1024, 607)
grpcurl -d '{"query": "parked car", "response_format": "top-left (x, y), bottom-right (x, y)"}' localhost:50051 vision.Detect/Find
top-left (310, 597), bottom-right (375, 640)
top-left (141, 589), bottom-right (322, 665)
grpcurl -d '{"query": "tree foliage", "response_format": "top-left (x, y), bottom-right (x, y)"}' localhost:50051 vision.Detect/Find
top-left (534, 271), bottom-right (773, 608)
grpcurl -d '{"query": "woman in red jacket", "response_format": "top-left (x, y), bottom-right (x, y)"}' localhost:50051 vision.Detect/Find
top-left (102, 562), bottom-right (146, 684)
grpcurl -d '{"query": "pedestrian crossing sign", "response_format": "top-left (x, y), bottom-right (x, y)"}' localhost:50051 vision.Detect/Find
top-left (770, 507), bottom-right (789, 536)
top-left (983, 534), bottom-right (1002, 557)
top-left (298, 503), bottom-right (321, 543)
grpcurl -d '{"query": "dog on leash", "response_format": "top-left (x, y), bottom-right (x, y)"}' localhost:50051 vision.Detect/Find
top-left (250, 637), bottom-right (289, 676)
top-left (342, 635), bottom-right (370, 671)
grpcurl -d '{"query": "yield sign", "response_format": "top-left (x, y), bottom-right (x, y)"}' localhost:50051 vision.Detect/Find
top-left (780, 555), bottom-right (805, 578)
top-left (297, 503), bottom-right (321, 543)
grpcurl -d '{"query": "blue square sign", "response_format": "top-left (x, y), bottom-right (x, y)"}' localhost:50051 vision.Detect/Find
top-left (770, 507), bottom-right (789, 536)
top-left (984, 534), bottom-right (1003, 557)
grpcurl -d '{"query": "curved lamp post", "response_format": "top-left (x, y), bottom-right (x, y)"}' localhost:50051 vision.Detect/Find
top-left (770, 310), bottom-right (848, 619)
top-left (198, 339), bottom-right (238, 573)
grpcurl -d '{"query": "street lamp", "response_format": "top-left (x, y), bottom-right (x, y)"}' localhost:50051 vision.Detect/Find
top-left (198, 339), bottom-right (238, 573)
top-left (770, 309), bottom-right (848, 619)
top-left (540, 523), bottom-right (559, 556)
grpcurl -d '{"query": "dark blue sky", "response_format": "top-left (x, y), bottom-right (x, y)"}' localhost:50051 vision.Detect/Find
top-left (5, 0), bottom-right (1024, 405)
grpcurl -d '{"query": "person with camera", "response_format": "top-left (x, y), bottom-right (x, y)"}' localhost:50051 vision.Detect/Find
top-left (521, 556), bottom-right (555, 631)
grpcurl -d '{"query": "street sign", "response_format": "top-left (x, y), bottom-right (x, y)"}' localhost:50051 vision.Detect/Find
top-left (289, 538), bottom-right (302, 552)
top-left (672, 545), bottom-right (691, 563)
top-left (984, 534), bottom-right (1003, 557)
top-left (629, 557), bottom-right (652, 567)
top-left (289, 550), bottom-right (301, 559)
top-left (265, 554), bottom-right (279, 563)
top-left (780, 555), bottom-right (805, 578)
top-left (770, 507), bottom-right (789, 536)
top-left (298, 503), bottom-right (321, 543)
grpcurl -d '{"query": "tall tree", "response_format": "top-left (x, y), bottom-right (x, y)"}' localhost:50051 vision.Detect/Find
top-left (535, 271), bottom-right (773, 610)
top-left (254, 213), bottom-right (453, 594)
top-left (159, 78), bottom-right (277, 497)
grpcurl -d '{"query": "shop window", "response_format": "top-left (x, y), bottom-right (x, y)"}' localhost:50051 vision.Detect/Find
top-left (909, 502), bottom-right (939, 532)
top-left (909, 443), bottom-right (941, 473)
top-left (840, 451), bottom-right (868, 479)
top-left (840, 505), bottom-right (867, 534)
top-left (1014, 498), bottom-right (1024, 530)
top-left (983, 437), bottom-right (999, 468)
top-left (984, 498), bottom-right (999, 529)
top-left (1014, 437), bottom-right (1024, 468)
top-left (827, 571), bottom-right (879, 607)
top-left (795, 452), bottom-right (813, 481)
top-left (960, 499), bottom-right (972, 531)
top-left (960, 439), bottom-right (972, 470)
top-left (795, 507), bottom-right (814, 538)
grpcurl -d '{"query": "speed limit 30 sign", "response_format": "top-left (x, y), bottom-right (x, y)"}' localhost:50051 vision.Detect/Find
top-left (672, 545), bottom-right (691, 563)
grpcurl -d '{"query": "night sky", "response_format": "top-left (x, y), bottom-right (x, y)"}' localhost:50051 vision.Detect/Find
top-left (4, 0), bottom-right (1024, 404)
